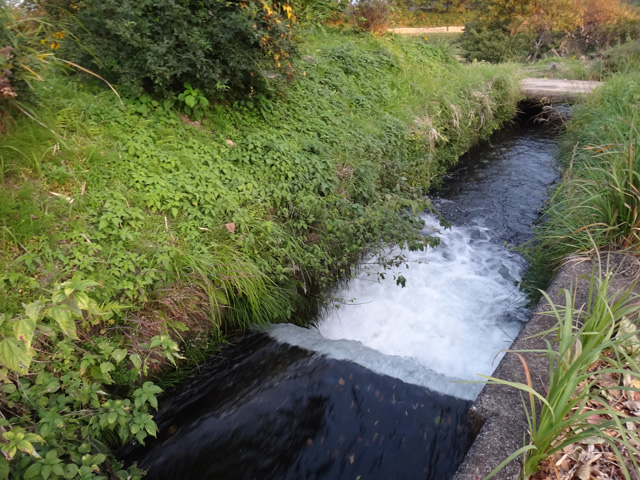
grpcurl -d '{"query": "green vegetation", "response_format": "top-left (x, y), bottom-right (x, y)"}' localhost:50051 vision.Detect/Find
top-left (0, 14), bottom-right (520, 477)
top-left (536, 69), bottom-right (640, 260)
top-left (486, 270), bottom-right (640, 479)
top-left (459, 0), bottom-right (640, 62)
top-left (393, 0), bottom-right (476, 27)
top-left (44, 0), bottom-right (296, 100)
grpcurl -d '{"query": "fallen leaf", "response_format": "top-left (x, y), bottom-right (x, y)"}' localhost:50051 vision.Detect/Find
top-left (225, 222), bottom-right (235, 234)
top-left (575, 464), bottom-right (590, 480)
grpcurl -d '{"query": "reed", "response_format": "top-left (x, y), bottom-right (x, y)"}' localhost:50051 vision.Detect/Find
top-left (485, 268), bottom-right (640, 478)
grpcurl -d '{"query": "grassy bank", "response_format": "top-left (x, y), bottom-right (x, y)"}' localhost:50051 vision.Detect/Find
top-left (535, 71), bottom-right (640, 260)
top-left (0, 30), bottom-right (519, 477)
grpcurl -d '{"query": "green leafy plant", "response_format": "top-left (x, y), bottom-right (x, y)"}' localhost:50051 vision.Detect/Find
top-left (535, 76), bottom-right (640, 262)
top-left (484, 270), bottom-right (640, 479)
top-left (177, 83), bottom-right (210, 121)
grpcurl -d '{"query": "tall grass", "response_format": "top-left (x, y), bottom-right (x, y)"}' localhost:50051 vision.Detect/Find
top-left (536, 73), bottom-right (640, 260)
top-left (485, 267), bottom-right (640, 478)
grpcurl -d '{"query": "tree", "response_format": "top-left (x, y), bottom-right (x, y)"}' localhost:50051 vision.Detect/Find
top-left (461, 0), bottom-right (640, 61)
top-left (42, 0), bottom-right (297, 99)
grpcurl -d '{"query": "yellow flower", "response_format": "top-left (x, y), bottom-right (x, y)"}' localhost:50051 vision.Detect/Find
top-left (50, 42), bottom-right (61, 49)
top-left (282, 4), bottom-right (293, 19)
top-left (52, 30), bottom-right (65, 39)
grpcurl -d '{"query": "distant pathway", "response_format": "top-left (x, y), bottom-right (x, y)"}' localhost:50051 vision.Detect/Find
top-left (519, 78), bottom-right (603, 102)
top-left (388, 26), bottom-right (464, 34)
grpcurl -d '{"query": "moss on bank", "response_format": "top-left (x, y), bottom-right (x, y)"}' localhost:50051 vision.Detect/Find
top-left (0, 30), bottom-right (519, 477)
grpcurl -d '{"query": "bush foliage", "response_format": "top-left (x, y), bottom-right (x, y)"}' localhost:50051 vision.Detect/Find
top-left (347, 0), bottom-right (394, 35)
top-left (45, 0), bottom-right (296, 99)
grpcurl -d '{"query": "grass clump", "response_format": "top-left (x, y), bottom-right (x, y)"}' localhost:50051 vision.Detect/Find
top-left (486, 269), bottom-right (640, 479)
top-left (534, 73), bottom-right (640, 262)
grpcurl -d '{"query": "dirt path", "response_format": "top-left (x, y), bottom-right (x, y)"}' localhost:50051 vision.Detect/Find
top-left (387, 26), bottom-right (464, 34)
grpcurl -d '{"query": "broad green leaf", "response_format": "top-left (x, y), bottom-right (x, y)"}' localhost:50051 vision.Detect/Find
top-left (41, 464), bottom-right (51, 480)
top-left (74, 292), bottom-right (91, 310)
top-left (13, 316), bottom-right (36, 350)
top-left (130, 354), bottom-right (141, 371)
top-left (100, 362), bottom-right (115, 375)
top-left (0, 314), bottom-right (6, 327)
top-left (24, 462), bottom-right (41, 479)
top-left (76, 279), bottom-right (99, 290)
top-left (65, 464), bottom-right (79, 477)
top-left (47, 305), bottom-right (77, 339)
top-left (51, 289), bottom-right (66, 304)
top-left (107, 412), bottom-right (118, 425)
top-left (111, 349), bottom-right (127, 364)
top-left (24, 301), bottom-right (44, 323)
top-left (0, 338), bottom-right (31, 373)
top-left (16, 439), bottom-right (40, 458)
top-left (185, 95), bottom-right (196, 108)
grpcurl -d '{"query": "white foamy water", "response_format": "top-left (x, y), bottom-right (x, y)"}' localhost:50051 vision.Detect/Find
top-left (270, 213), bottom-right (529, 400)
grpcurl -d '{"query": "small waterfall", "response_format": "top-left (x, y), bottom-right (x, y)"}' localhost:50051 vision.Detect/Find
top-left (272, 127), bottom-right (559, 401)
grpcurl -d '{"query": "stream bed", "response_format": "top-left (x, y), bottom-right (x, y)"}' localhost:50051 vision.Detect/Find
top-left (123, 123), bottom-right (560, 479)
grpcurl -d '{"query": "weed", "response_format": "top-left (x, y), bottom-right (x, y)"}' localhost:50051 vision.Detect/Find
top-left (484, 268), bottom-right (640, 479)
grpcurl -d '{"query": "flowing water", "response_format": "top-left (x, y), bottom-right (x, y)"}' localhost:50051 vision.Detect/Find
top-left (124, 124), bottom-right (560, 479)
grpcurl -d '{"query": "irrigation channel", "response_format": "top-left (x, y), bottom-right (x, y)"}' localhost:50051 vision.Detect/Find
top-left (123, 118), bottom-right (561, 479)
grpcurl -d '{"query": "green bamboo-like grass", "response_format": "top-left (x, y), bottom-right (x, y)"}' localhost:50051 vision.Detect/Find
top-left (485, 269), bottom-right (640, 479)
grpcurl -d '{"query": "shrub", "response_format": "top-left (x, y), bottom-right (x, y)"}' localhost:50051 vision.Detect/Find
top-left (46, 0), bottom-right (296, 99)
top-left (290, 0), bottom-right (345, 24)
top-left (459, 0), bottom-right (640, 62)
top-left (348, 0), bottom-right (394, 35)
top-left (458, 22), bottom-right (532, 62)
top-left (577, 0), bottom-right (640, 51)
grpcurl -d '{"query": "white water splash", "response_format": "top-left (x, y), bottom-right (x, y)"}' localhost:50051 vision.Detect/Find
top-left (269, 323), bottom-right (481, 400)
top-left (271, 212), bottom-right (529, 400)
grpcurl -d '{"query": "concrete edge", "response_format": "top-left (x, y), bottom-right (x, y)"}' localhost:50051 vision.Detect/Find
top-left (452, 252), bottom-right (640, 480)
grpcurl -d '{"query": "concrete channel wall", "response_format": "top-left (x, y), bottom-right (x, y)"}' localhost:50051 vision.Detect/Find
top-left (452, 253), bottom-right (640, 480)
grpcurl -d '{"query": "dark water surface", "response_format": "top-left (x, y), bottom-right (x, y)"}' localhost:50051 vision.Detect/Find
top-left (123, 334), bottom-right (470, 479)
top-left (434, 126), bottom-right (559, 245)
top-left (123, 124), bottom-right (560, 479)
